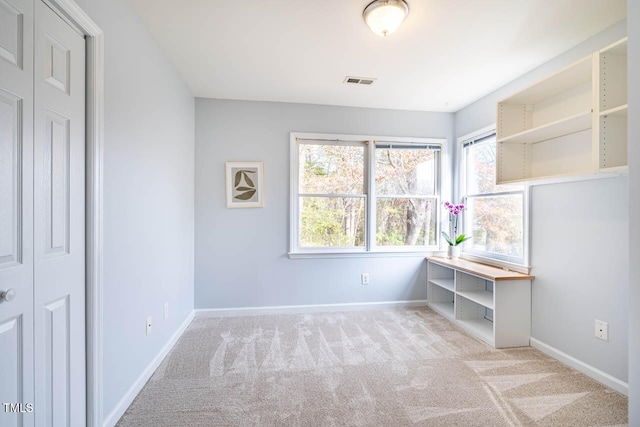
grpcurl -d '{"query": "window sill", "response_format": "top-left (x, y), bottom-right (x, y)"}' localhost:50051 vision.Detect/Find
top-left (289, 250), bottom-right (442, 259)
top-left (460, 253), bottom-right (530, 274)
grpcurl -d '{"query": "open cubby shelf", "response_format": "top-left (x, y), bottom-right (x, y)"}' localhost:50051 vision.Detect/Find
top-left (496, 37), bottom-right (627, 184)
top-left (426, 256), bottom-right (533, 348)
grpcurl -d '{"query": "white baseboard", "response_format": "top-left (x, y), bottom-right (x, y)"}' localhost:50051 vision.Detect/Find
top-left (530, 337), bottom-right (628, 395)
top-left (194, 300), bottom-right (428, 318)
top-left (103, 311), bottom-right (195, 427)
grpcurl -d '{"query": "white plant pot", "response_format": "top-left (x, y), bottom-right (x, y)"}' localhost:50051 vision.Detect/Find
top-left (447, 245), bottom-right (461, 259)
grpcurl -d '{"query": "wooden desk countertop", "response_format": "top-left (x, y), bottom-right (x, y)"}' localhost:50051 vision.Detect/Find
top-left (426, 256), bottom-right (534, 281)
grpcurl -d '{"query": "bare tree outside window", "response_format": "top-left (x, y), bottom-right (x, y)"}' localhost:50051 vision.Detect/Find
top-left (375, 146), bottom-right (438, 246)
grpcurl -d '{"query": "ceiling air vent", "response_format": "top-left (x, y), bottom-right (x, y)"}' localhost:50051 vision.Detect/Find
top-left (344, 76), bottom-right (377, 86)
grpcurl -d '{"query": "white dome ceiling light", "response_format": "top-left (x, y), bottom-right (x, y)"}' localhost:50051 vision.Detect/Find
top-left (363, 0), bottom-right (410, 37)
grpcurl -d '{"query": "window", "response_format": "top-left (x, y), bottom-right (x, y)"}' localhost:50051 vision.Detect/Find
top-left (298, 141), bottom-right (366, 248)
top-left (290, 133), bottom-right (443, 256)
top-left (374, 143), bottom-right (438, 247)
top-left (461, 129), bottom-right (528, 266)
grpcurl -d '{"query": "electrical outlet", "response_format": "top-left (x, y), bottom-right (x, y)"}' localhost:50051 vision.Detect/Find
top-left (361, 273), bottom-right (370, 285)
top-left (164, 302), bottom-right (169, 320)
top-left (595, 319), bottom-right (608, 341)
top-left (146, 316), bottom-right (152, 335)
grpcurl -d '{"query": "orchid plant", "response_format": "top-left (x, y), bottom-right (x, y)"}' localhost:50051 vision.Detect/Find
top-left (442, 201), bottom-right (472, 246)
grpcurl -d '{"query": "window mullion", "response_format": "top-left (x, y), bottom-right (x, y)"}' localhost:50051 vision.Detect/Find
top-left (375, 195), bottom-right (439, 199)
top-left (436, 147), bottom-right (442, 248)
top-left (366, 140), bottom-right (375, 252)
top-left (298, 193), bottom-right (366, 198)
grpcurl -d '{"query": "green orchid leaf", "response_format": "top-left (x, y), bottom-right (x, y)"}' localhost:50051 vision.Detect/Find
top-left (455, 234), bottom-right (472, 244)
top-left (234, 171), bottom-right (242, 187)
top-left (235, 186), bottom-right (254, 191)
top-left (441, 231), bottom-right (453, 246)
top-left (234, 189), bottom-right (256, 200)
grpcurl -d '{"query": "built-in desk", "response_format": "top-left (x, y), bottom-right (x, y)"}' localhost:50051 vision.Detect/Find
top-left (426, 256), bottom-right (534, 348)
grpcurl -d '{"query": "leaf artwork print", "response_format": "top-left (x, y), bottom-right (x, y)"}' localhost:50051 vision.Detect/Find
top-left (232, 168), bottom-right (258, 202)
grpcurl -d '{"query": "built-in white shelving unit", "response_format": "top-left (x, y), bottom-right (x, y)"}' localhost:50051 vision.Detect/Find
top-left (426, 256), bottom-right (534, 348)
top-left (496, 38), bottom-right (627, 184)
top-left (427, 261), bottom-right (455, 319)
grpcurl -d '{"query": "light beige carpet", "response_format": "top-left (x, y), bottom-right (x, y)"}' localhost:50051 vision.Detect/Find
top-left (116, 308), bottom-right (628, 426)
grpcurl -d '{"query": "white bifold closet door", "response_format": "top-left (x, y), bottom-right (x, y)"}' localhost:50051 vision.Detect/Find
top-left (0, 0), bottom-right (36, 425)
top-left (0, 0), bottom-right (86, 426)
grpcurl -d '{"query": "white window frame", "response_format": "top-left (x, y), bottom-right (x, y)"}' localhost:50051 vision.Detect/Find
top-left (458, 125), bottom-right (530, 273)
top-left (290, 132), bottom-right (446, 258)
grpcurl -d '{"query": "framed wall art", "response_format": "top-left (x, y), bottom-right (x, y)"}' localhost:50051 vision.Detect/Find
top-left (225, 161), bottom-right (264, 208)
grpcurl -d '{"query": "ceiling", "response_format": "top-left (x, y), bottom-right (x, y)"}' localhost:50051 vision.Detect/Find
top-left (126, 0), bottom-right (626, 113)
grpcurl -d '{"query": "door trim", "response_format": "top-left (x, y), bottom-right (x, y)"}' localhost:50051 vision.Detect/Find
top-left (41, 1), bottom-right (104, 426)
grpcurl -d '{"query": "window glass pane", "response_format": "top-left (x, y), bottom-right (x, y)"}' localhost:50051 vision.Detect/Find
top-left (299, 197), bottom-right (365, 247)
top-left (375, 147), bottom-right (436, 195)
top-left (466, 194), bottom-right (523, 259)
top-left (292, 134), bottom-right (443, 254)
top-left (299, 144), bottom-right (364, 194)
top-left (376, 198), bottom-right (437, 246)
top-left (466, 139), bottom-right (520, 194)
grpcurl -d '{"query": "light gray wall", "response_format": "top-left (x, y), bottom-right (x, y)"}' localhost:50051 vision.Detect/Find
top-left (530, 178), bottom-right (628, 381)
top-left (195, 99), bottom-right (454, 309)
top-left (81, 0), bottom-right (195, 420)
top-left (627, 0), bottom-right (639, 422)
top-left (455, 21), bottom-right (629, 384)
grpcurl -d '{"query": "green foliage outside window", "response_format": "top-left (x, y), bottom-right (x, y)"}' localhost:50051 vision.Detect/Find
top-left (297, 141), bottom-right (439, 249)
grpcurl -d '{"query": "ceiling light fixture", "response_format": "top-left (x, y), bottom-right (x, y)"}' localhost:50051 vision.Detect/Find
top-left (363, 0), bottom-right (409, 37)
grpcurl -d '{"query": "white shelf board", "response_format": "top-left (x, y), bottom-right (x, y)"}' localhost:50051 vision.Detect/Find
top-left (601, 37), bottom-right (627, 56)
top-left (499, 55), bottom-right (592, 105)
top-left (428, 302), bottom-right (454, 320)
top-left (598, 165), bottom-right (628, 175)
top-left (497, 112), bottom-right (592, 144)
top-left (497, 168), bottom-right (629, 186)
top-left (599, 104), bottom-right (628, 117)
top-left (457, 290), bottom-right (494, 309)
top-left (429, 278), bottom-right (454, 292)
top-left (458, 318), bottom-right (494, 345)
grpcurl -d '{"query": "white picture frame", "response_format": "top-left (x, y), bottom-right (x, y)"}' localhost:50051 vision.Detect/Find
top-left (225, 161), bottom-right (264, 208)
